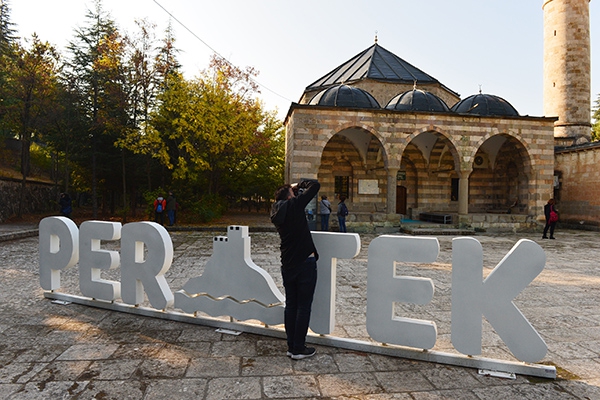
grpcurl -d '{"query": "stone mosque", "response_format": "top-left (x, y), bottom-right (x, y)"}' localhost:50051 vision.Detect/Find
top-left (283, 0), bottom-right (600, 233)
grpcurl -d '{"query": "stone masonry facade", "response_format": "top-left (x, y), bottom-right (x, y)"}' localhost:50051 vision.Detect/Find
top-left (285, 105), bottom-right (556, 232)
top-left (554, 144), bottom-right (600, 229)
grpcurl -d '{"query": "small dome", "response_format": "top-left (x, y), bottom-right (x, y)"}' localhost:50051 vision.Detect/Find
top-left (308, 84), bottom-right (380, 109)
top-left (385, 89), bottom-right (450, 112)
top-left (451, 93), bottom-right (519, 116)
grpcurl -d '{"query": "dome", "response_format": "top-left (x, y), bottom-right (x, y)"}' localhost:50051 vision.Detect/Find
top-left (308, 84), bottom-right (380, 109)
top-left (451, 93), bottom-right (519, 116)
top-left (385, 89), bottom-right (450, 112)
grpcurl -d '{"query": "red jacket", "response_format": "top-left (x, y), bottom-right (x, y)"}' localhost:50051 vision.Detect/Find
top-left (154, 198), bottom-right (166, 212)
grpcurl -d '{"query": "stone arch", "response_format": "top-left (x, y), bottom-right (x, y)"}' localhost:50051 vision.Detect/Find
top-left (469, 133), bottom-right (534, 214)
top-left (469, 130), bottom-right (534, 169)
top-left (402, 125), bottom-right (462, 171)
top-left (399, 127), bottom-right (462, 215)
top-left (318, 126), bottom-right (388, 214)
top-left (325, 123), bottom-right (392, 169)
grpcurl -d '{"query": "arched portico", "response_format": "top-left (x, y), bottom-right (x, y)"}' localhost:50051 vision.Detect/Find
top-left (318, 127), bottom-right (389, 217)
top-left (398, 130), bottom-right (462, 218)
top-left (468, 134), bottom-right (533, 215)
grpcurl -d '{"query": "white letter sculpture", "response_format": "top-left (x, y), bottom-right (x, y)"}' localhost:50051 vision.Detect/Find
top-left (175, 226), bottom-right (285, 325)
top-left (79, 221), bottom-right (121, 301)
top-left (310, 231), bottom-right (361, 334)
top-left (121, 222), bottom-right (174, 310)
top-left (451, 237), bottom-right (547, 363)
top-left (366, 236), bottom-right (439, 349)
top-left (39, 217), bottom-right (79, 290)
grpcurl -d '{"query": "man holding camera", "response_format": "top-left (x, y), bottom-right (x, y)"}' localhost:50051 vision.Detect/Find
top-left (270, 179), bottom-right (320, 359)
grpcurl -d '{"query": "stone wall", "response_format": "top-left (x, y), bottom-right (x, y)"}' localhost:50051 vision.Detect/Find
top-left (0, 178), bottom-right (58, 222)
top-left (554, 144), bottom-right (600, 229)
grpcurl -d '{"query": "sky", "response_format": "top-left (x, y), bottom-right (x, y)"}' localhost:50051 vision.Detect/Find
top-left (9, 0), bottom-right (600, 120)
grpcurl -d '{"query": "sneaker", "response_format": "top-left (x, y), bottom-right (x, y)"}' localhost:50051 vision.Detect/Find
top-left (291, 347), bottom-right (316, 360)
top-left (286, 351), bottom-right (293, 357)
top-left (542, 236), bottom-right (548, 239)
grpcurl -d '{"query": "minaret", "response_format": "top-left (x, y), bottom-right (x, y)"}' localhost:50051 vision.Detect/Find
top-left (543, 0), bottom-right (591, 145)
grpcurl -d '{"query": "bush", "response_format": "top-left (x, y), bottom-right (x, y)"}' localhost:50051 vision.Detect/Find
top-left (143, 189), bottom-right (226, 224)
top-left (182, 194), bottom-right (226, 223)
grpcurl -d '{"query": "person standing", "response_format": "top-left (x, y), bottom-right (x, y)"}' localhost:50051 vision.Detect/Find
top-left (166, 191), bottom-right (176, 226)
top-left (59, 193), bottom-right (73, 219)
top-left (319, 195), bottom-right (331, 231)
top-left (154, 195), bottom-right (166, 226)
top-left (337, 195), bottom-right (348, 233)
top-left (542, 198), bottom-right (558, 239)
top-left (270, 179), bottom-right (320, 360)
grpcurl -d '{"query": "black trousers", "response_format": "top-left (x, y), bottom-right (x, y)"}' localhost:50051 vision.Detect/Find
top-left (543, 221), bottom-right (556, 237)
top-left (281, 257), bottom-right (317, 353)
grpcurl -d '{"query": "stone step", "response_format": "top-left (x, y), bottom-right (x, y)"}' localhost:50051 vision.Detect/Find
top-left (400, 225), bottom-right (476, 236)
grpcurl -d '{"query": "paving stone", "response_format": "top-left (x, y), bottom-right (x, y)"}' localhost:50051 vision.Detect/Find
top-left (292, 353), bottom-right (340, 374)
top-left (135, 356), bottom-right (189, 379)
top-left (241, 355), bottom-right (294, 376)
top-left (211, 340), bottom-right (258, 357)
top-left (11, 380), bottom-right (89, 399)
top-left (410, 389), bottom-right (481, 399)
top-left (74, 379), bottom-right (146, 399)
top-left (31, 360), bottom-right (91, 382)
top-left (205, 376), bottom-right (262, 400)
top-left (318, 372), bottom-right (383, 397)
top-left (110, 343), bottom-right (164, 359)
top-left (12, 345), bottom-right (69, 363)
top-left (56, 344), bottom-right (119, 361)
top-left (144, 378), bottom-right (208, 399)
top-left (186, 356), bottom-right (241, 378)
top-left (263, 375), bottom-right (321, 398)
top-left (375, 370), bottom-right (436, 393)
top-left (0, 361), bottom-right (48, 384)
top-left (471, 382), bottom-right (579, 399)
top-left (3, 224), bottom-right (600, 398)
top-left (80, 359), bottom-right (142, 380)
top-left (333, 351), bottom-right (376, 372)
top-left (0, 383), bottom-right (22, 399)
top-left (419, 365), bottom-right (483, 390)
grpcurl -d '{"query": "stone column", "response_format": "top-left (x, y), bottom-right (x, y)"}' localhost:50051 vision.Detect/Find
top-left (387, 168), bottom-right (399, 214)
top-left (459, 172), bottom-right (469, 215)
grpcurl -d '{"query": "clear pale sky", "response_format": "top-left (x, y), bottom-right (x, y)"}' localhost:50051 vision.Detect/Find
top-left (9, 0), bottom-right (600, 120)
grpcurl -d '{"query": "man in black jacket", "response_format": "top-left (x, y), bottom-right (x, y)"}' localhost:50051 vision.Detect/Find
top-left (270, 179), bottom-right (320, 360)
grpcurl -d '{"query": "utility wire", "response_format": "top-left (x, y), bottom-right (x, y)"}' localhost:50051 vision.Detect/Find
top-left (152, 0), bottom-right (294, 104)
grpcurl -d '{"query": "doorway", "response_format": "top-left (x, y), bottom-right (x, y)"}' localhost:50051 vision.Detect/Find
top-left (396, 186), bottom-right (407, 214)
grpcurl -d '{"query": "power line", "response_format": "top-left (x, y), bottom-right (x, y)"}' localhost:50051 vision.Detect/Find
top-left (152, 0), bottom-right (294, 104)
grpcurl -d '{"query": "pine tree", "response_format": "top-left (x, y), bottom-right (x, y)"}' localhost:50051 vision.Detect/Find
top-left (64, 0), bottom-right (120, 218)
top-left (0, 0), bottom-right (17, 54)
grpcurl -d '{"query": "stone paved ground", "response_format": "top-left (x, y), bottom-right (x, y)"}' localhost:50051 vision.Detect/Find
top-left (1, 220), bottom-right (600, 399)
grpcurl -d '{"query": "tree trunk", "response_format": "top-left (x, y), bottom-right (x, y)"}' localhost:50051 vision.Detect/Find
top-left (18, 138), bottom-right (31, 218)
top-left (121, 149), bottom-right (127, 222)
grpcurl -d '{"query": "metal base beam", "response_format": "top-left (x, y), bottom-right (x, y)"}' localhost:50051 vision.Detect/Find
top-left (44, 291), bottom-right (556, 379)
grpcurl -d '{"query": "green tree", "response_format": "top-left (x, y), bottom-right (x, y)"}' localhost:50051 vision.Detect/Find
top-left (0, 0), bottom-right (16, 54)
top-left (591, 93), bottom-right (600, 141)
top-left (0, 0), bottom-right (18, 138)
top-left (118, 19), bottom-right (179, 191)
top-left (146, 55), bottom-right (284, 213)
top-left (8, 35), bottom-right (61, 216)
top-left (64, 0), bottom-right (122, 217)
